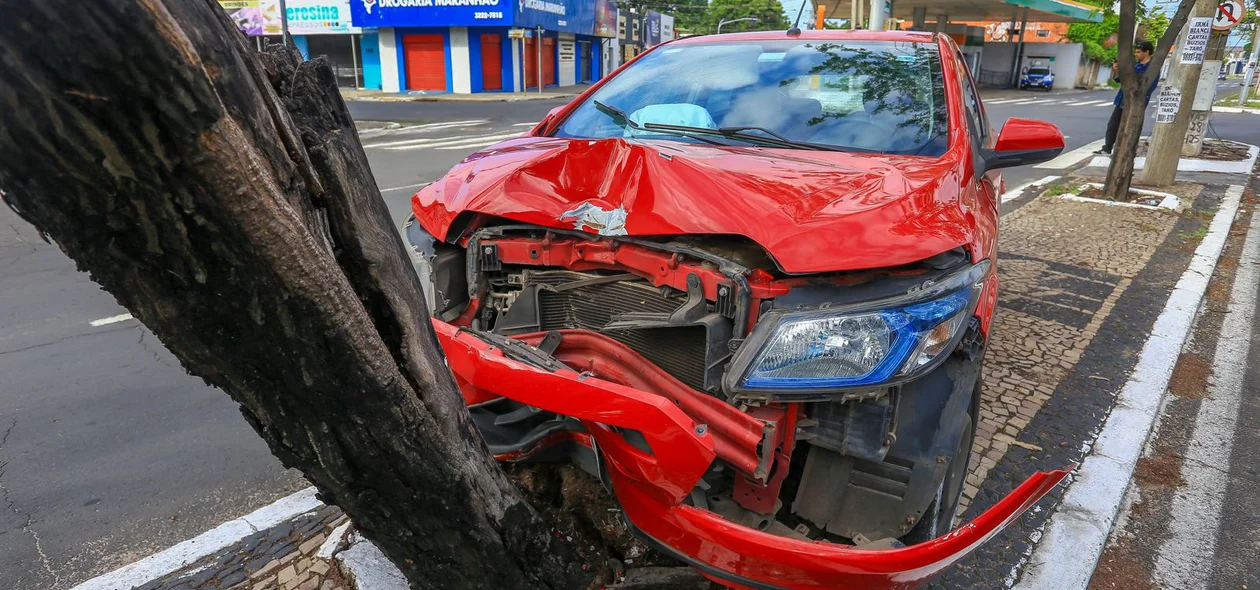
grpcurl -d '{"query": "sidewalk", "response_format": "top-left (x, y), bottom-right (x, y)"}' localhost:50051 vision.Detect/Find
top-left (341, 84), bottom-right (589, 103)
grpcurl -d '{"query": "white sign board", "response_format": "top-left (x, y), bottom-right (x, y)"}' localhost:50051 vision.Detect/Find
top-left (1156, 87), bottom-right (1182, 123)
top-left (1214, 0), bottom-right (1245, 30)
top-left (1193, 61), bottom-right (1223, 110)
top-left (1181, 17), bottom-right (1213, 64)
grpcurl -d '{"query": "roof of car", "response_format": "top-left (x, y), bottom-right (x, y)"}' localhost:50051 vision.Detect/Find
top-left (671, 30), bottom-right (938, 45)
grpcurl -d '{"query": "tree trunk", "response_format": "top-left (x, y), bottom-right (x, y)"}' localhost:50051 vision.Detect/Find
top-left (1100, 0), bottom-right (1200, 200)
top-left (0, 1), bottom-right (597, 588)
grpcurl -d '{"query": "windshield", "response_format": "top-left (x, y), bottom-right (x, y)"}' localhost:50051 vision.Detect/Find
top-left (1028, 68), bottom-right (1051, 76)
top-left (554, 39), bottom-right (949, 156)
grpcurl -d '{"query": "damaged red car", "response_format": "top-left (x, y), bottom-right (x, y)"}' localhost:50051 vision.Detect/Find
top-left (407, 30), bottom-right (1069, 589)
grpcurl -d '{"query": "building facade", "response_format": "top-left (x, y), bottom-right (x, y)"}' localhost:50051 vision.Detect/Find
top-left (348, 0), bottom-right (618, 93)
top-left (219, 0), bottom-right (373, 88)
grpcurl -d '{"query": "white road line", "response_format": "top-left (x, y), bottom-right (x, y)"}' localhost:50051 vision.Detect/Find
top-left (511, 122), bottom-right (539, 127)
top-left (71, 487), bottom-right (323, 590)
top-left (1033, 139), bottom-right (1105, 169)
top-left (1152, 195), bottom-right (1260, 590)
top-left (385, 132), bottom-right (522, 151)
top-left (89, 313), bottom-right (133, 327)
top-left (985, 99), bottom-right (1020, 104)
top-left (379, 182), bottom-right (429, 194)
top-left (367, 131), bottom-right (490, 149)
top-left (1000, 175), bottom-right (1061, 203)
top-left (1015, 185), bottom-right (1244, 590)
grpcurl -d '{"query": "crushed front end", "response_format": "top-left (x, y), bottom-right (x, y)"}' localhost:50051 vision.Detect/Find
top-left (407, 217), bottom-right (1069, 590)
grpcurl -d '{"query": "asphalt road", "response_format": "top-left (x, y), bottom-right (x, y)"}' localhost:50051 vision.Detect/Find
top-left (2, 82), bottom-right (1258, 590)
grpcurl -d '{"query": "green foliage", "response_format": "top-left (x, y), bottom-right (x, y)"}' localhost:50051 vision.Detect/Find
top-left (632, 0), bottom-right (710, 34)
top-left (1066, 0), bottom-right (1175, 64)
top-left (702, 0), bottom-right (792, 34)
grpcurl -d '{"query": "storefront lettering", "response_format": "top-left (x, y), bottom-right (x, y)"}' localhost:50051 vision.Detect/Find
top-left (376, 0), bottom-right (501, 7)
top-left (521, 0), bottom-right (565, 16)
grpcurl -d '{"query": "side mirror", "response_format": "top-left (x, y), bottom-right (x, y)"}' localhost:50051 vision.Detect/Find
top-left (982, 118), bottom-right (1064, 171)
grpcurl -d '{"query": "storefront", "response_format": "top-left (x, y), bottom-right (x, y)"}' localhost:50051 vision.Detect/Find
top-left (218, 0), bottom-right (372, 88)
top-left (349, 0), bottom-right (613, 93)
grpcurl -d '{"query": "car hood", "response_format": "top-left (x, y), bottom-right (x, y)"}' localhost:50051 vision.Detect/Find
top-left (412, 137), bottom-right (975, 274)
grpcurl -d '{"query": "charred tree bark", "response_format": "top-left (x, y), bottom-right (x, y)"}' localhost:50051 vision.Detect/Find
top-left (0, 1), bottom-right (598, 588)
top-left (1101, 0), bottom-right (1198, 200)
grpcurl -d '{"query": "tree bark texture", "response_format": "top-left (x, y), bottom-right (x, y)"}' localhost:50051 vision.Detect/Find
top-left (1103, 0), bottom-right (1199, 200)
top-left (0, 1), bottom-right (594, 588)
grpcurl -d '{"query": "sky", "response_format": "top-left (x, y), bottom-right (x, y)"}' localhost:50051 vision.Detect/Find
top-left (778, 0), bottom-right (817, 28)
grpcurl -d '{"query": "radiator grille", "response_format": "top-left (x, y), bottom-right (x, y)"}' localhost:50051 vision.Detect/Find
top-left (529, 270), bottom-right (709, 390)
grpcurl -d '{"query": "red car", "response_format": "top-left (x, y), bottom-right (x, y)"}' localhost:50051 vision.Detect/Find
top-left (408, 30), bottom-right (1067, 589)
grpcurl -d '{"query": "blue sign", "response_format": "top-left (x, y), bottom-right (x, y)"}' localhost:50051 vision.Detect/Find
top-left (515, 0), bottom-right (595, 35)
top-left (645, 10), bottom-right (661, 46)
top-left (350, 0), bottom-right (513, 27)
top-left (349, 0), bottom-right (594, 33)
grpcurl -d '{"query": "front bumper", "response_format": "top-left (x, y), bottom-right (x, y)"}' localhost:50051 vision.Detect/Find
top-left (433, 319), bottom-right (1071, 590)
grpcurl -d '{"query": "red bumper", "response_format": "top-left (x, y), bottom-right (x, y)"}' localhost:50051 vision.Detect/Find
top-left (433, 320), bottom-right (1070, 589)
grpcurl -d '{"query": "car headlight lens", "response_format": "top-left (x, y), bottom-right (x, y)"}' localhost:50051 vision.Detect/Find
top-left (734, 275), bottom-right (982, 392)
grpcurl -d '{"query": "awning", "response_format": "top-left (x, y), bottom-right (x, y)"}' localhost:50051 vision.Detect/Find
top-left (817, 0), bottom-right (1103, 24)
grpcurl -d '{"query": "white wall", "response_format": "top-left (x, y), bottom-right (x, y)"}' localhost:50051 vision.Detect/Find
top-left (511, 35), bottom-right (524, 92)
top-left (558, 33), bottom-right (576, 87)
top-left (979, 41), bottom-right (1084, 90)
top-left (449, 27), bottom-right (472, 94)
top-left (378, 28), bottom-right (400, 93)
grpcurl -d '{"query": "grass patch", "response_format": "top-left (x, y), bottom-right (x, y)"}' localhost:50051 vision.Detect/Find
top-left (1179, 224), bottom-right (1209, 242)
top-left (1042, 183), bottom-right (1079, 197)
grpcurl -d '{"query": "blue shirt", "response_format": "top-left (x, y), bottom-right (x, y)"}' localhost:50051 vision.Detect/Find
top-left (1114, 61), bottom-right (1159, 107)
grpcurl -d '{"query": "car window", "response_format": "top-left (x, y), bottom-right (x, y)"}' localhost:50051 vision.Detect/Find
top-left (1028, 68), bottom-right (1051, 76)
top-left (554, 39), bottom-right (949, 156)
top-left (957, 50), bottom-right (988, 142)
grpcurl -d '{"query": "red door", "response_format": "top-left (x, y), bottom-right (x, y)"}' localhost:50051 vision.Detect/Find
top-left (402, 34), bottom-right (446, 91)
top-left (524, 37), bottom-right (557, 89)
top-left (542, 38), bottom-right (556, 86)
top-left (480, 34), bottom-right (503, 91)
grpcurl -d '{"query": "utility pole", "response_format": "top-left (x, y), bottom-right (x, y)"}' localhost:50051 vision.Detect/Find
top-left (1140, 0), bottom-right (1218, 186)
top-left (1183, 31), bottom-right (1229, 156)
top-left (1241, 23), bottom-right (1260, 104)
top-left (870, 0), bottom-right (889, 30)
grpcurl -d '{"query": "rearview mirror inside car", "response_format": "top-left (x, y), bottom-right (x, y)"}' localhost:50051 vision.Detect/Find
top-left (982, 118), bottom-right (1064, 172)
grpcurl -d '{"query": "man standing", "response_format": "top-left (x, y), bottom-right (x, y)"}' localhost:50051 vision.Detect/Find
top-left (1096, 41), bottom-right (1160, 155)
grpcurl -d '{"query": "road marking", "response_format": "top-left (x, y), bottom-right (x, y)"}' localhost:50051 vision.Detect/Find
top-left (384, 132), bottom-right (522, 151)
top-left (511, 122), bottom-right (538, 127)
top-left (1000, 175), bottom-right (1061, 203)
top-left (89, 313), bottom-right (133, 327)
top-left (71, 487), bottom-right (323, 590)
top-left (1015, 185), bottom-right (1244, 590)
top-left (1033, 139), bottom-right (1106, 169)
top-left (379, 182), bottom-right (429, 194)
top-left (367, 131), bottom-right (489, 149)
top-left (1152, 193), bottom-right (1259, 590)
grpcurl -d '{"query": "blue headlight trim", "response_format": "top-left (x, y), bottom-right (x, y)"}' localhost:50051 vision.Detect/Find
top-left (741, 288), bottom-right (973, 390)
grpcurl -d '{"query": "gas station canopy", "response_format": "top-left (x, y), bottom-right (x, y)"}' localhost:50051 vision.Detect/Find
top-left (818, 0), bottom-right (1104, 23)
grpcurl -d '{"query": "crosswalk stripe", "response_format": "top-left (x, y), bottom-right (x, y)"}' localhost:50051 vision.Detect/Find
top-left (384, 132), bottom-right (522, 151)
top-left (512, 122), bottom-right (539, 127)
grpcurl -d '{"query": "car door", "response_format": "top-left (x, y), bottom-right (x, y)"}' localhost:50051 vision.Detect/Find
top-left (957, 49), bottom-right (1001, 211)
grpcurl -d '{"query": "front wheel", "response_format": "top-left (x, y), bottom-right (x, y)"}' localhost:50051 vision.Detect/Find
top-left (901, 386), bottom-right (977, 544)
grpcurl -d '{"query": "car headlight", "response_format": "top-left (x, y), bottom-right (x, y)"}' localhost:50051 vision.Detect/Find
top-left (726, 261), bottom-right (988, 394)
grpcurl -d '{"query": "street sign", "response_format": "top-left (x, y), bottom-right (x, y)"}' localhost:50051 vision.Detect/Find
top-left (1156, 87), bottom-right (1181, 124)
top-left (508, 28), bottom-right (526, 39)
top-left (1214, 1), bottom-right (1244, 30)
top-left (1181, 17), bottom-right (1213, 64)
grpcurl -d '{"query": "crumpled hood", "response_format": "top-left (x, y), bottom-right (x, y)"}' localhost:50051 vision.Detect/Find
top-left (412, 137), bottom-right (976, 274)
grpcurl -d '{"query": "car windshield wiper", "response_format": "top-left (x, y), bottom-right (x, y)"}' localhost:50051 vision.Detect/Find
top-left (642, 122), bottom-right (877, 153)
top-left (592, 100), bottom-right (729, 147)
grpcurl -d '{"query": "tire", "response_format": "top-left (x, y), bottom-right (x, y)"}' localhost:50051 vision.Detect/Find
top-left (901, 382), bottom-right (978, 544)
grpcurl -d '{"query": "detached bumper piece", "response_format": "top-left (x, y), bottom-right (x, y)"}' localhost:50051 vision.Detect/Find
top-left (433, 320), bottom-right (1071, 590)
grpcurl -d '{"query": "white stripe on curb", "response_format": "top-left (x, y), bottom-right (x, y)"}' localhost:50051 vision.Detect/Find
top-left (1014, 184), bottom-right (1245, 590)
top-left (1001, 175), bottom-right (1061, 204)
top-left (1152, 197), bottom-right (1260, 589)
top-left (71, 487), bottom-right (322, 590)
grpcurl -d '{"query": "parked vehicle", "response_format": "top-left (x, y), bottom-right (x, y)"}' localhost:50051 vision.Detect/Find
top-left (407, 30), bottom-right (1067, 590)
top-left (1021, 66), bottom-right (1055, 91)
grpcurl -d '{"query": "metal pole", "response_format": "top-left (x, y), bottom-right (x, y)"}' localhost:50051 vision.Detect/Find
top-left (851, 0), bottom-right (858, 30)
top-left (857, 0), bottom-right (864, 29)
top-left (869, 0), bottom-right (887, 31)
top-left (278, 0), bottom-right (289, 38)
top-left (537, 26), bottom-right (543, 95)
top-left (351, 33), bottom-right (360, 88)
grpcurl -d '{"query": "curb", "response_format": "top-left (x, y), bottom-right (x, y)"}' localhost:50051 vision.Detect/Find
top-left (1085, 144), bottom-right (1259, 174)
top-left (70, 487), bottom-right (322, 590)
top-left (1014, 184), bottom-right (1246, 590)
top-left (1213, 105), bottom-right (1260, 115)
